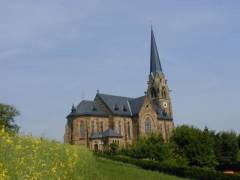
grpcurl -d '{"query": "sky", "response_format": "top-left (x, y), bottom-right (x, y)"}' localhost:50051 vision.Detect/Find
top-left (1, 0), bottom-right (240, 141)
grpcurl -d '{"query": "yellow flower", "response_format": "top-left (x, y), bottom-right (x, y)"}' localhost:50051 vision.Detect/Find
top-left (51, 166), bottom-right (57, 174)
top-left (5, 138), bottom-right (13, 144)
top-left (16, 144), bottom-right (21, 150)
top-left (0, 163), bottom-right (9, 180)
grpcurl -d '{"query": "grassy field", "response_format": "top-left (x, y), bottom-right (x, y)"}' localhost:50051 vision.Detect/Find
top-left (0, 128), bottom-right (187, 180)
top-left (95, 157), bottom-right (187, 180)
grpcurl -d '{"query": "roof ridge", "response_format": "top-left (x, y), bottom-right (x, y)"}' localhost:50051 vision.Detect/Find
top-left (81, 100), bottom-right (93, 103)
top-left (98, 93), bottom-right (134, 99)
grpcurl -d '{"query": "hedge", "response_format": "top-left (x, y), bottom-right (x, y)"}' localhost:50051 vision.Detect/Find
top-left (97, 154), bottom-right (240, 180)
top-left (216, 162), bottom-right (240, 172)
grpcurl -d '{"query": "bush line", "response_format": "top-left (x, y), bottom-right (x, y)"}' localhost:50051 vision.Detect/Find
top-left (97, 153), bottom-right (240, 180)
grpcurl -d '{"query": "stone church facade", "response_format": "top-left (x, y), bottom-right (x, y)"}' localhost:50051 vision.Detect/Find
top-left (64, 29), bottom-right (175, 151)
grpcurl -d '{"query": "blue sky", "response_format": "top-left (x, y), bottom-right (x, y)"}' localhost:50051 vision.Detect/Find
top-left (1, 1), bottom-right (240, 141)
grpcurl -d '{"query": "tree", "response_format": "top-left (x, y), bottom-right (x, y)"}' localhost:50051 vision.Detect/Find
top-left (145, 133), bottom-right (169, 161)
top-left (127, 133), bottom-right (172, 162)
top-left (0, 103), bottom-right (20, 133)
top-left (109, 143), bottom-right (119, 154)
top-left (214, 131), bottom-right (239, 164)
top-left (170, 125), bottom-right (218, 168)
top-left (238, 134), bottom-right (240, 150)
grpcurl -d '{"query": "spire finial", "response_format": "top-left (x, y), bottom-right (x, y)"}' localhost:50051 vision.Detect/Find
top-left (150, 27), bottom-right (163, 74)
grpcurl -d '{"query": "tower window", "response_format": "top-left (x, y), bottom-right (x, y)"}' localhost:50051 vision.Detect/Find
top-left (162, 87), bottom-right (167, 98)
top-left (151, 88), bottom-right (157, 98)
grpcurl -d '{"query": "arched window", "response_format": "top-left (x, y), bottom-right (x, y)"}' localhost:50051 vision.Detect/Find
top-left (80, 121), bottom-right (85, 138)
top-left (162, 87), bottom-right (167, 98)
top-left (97, 120), bottom-right (100, 132)
top-left (119, 121), bottom-right (122, 135)
top-left (100, 121), bottom-right (103, 133)
top-left (128, 122), bottom-right (131, 139)
top-left (145, 118), bottom-right (152, 134)
top-left (151, 88), bottom-right (157, 98)
top-left (91, 121), bottom-right (95, 134)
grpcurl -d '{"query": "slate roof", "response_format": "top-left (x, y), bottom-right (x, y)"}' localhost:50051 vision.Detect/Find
top-left (90, 128), bottom-right (122, 139)
top-left (67, 100), bottom-right (107, 117)
top-left (102, 128), bottom-right (122, 138)
top-left (90, 131), bottom-right (102, 139)
top-left (97, 93), bottom-right (133, 116)
top-left (150, 28), bottom-right (163, 74)
top-left (67, 93), bottom-right (172, 121)
top-left (128, 96), bottom-right (145, 115)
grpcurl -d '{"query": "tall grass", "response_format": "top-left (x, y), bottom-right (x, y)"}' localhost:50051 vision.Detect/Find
top-left (0, 128), bottom-right (98, 179)
top-left (0, 127), bottom-right (186, 180)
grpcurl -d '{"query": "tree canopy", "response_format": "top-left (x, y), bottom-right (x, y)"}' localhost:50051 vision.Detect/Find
top-left (170, 125), bottom-right (218, 168)
top-left (0, 103), bottom-right (20, 133)
top-left (214, 131), bottom-right (239, 164)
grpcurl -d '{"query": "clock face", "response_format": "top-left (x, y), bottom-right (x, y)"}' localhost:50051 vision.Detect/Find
top-left (163, 102), bottom-right (168, 108)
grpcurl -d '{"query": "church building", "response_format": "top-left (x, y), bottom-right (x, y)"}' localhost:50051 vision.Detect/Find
top-left (64, 29), bottom-right (175, 151)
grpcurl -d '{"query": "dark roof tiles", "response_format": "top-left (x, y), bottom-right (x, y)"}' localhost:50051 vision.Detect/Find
top-left (97, 93), bottom-right (133, 116)
top-left (90, 128), bottom-right (122, 139)
top-left (75, 100), bottom-right (106, 116)
top-left (150, 28), bottom-right (163, 74)
top-left (67, 93), bottom-right (172, 121)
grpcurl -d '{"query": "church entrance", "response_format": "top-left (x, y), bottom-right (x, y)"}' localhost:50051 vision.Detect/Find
top-left (94, 144), bottom-right (98, 151)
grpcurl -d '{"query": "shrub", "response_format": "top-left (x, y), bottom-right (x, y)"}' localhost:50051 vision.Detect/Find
top-left (109, 143), bottom-right (119, 154)
top-left (170, 125), bottom-right (218, 168)
top-left (214, 131), bottom-right (239, 165)
top-left (98, 154), bottom-right (240, 180)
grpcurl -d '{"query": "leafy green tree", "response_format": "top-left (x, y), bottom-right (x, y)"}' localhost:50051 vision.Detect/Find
top-left (170, 125), bottom-right (217, 168)
top-left (238, 134), bottom-right (240, 151)
top-left (127, 134), bottom-right (172, 162)
top-left (214, 131), bottom-right (239, 164)
top-left (0, 103), bottom-right (20, 133)
top-left (145, 133), bottom-right (170, 161)
top-left (109, 143), bottom-right (119, 154)
top-left (129, 136), bottom-right (149, 159)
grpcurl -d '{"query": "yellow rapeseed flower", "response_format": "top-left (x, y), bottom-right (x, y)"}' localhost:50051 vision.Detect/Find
top-left (51, 166), bottom-right (57, 174)
top-left (0, 163), bottom-right (9, 180)
top-left (16, 144), bottom-right (22, 150)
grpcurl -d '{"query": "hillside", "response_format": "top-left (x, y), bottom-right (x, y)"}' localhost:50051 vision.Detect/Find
top-left (0, 128), bottom-right (186, 180)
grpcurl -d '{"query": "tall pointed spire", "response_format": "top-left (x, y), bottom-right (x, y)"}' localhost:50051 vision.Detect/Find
top-left (150, 27), bottom-right (163, 74)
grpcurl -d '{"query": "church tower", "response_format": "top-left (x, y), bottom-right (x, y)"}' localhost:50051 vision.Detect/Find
top-left (147, 28), bottom-right (173, 119)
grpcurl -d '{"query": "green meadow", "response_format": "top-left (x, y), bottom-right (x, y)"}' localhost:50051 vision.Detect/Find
top-left (0, 129), bottom-right (186, 180)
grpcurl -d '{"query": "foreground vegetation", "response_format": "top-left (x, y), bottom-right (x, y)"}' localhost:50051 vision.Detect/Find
top-left (118, 125), bottom-right (240, 170)
top-left (0, 128), bottom-right (186, 180)
top-left (1, 103), bottom-right (240, 179)
top-left (95, 157), bottom-right (186, 180)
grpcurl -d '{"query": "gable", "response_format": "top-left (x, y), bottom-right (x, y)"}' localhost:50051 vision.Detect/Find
top-left (96, 93), bottom-right (133, 116)
top-left (138, 96), bottom-right (157, 119)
